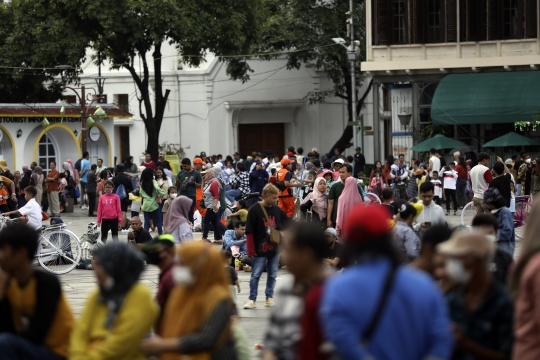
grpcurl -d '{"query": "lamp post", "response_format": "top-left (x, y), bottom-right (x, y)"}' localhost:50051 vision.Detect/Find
top-left (56, 65), bottom-right (106, 154)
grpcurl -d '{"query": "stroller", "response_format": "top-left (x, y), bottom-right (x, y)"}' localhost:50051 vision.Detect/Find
top-left (76, 223), bottom-right (104, 270)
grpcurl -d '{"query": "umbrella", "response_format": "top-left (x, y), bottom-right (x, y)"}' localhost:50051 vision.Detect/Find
top-left (411, 134), bottom-right (468, 152)
top-left (483, 132), bottom-right (540, 147)
top-left (449, 145), bottom-right (477, 155)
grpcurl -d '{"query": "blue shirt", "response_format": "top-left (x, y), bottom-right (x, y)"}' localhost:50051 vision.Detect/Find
top-left (80, 159), bottom-right (90, 183)
top-left (320, 258), bottom-right (453, 360)
top-left (223, 229), bottom-right (247, 255)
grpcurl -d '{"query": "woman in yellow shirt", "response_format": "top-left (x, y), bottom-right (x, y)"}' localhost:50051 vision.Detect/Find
top-left (70, 243), bottom-right (158, 360)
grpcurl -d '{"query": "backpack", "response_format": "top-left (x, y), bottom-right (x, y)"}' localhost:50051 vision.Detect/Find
top-left (74, 158), bottom-right (82, 172)
top-left (116, 184), bottom-right (127, 200)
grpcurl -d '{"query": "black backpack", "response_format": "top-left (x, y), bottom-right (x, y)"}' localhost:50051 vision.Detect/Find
top-left (74, 158), bottom-right (82, 172)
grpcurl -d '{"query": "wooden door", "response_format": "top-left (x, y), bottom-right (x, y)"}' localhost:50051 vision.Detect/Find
top-left (119, 126), bottom-right (130, 163)
top-left (238, 123), bottom-right (285, 158)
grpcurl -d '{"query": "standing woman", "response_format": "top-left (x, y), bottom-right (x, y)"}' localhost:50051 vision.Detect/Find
top-left (369, 160), bottom-right (383, 182)
top-left (156, 167), bottom-right (171, 214)
top-left (140, 167), bottom-right (166, 234)
top-left (141, 241), bottom-right (236, 360)
top-left (18, 169), bottom-right (32, 208)
top-left (201, 169), bottom-right (223, 243)
top-left (31, 166), bottom-right (44, 208)
top-left (64, 170), bottom-right (77, 201)
top-left (530, 159), bottom-right (540, 199)
top-left (382, 156), bottom-right (394, 187)
top-left (511, 201), bottom-right (540, 360)
top-left (300, 177), bottom-right (328, 225)
top-left (163, 195), bottom-right (194, 244)
top-left (335, 177), bottom-right (364, 236)
top-left (455, 156), bottom-right (468, 208)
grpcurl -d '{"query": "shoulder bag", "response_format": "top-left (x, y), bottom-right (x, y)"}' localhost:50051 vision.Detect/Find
top-left (259, 202), bottom-right (281, 245)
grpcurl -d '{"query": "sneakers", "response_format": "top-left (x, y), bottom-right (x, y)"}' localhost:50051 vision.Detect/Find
top-left (265, 298), bottom-right (275, 308)
top-left (81, 205), bottom-right (89, 210)
top-left (121, 229), bottom-right (129, 233)
top-left (243, 265), bottom-right (252, 272)
top-left (243, 300), bottom-right (256, 309)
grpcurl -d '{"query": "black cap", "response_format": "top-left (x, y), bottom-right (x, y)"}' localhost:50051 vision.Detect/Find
top-left (200, 152), bottom-right (206, 157)
top-left (256, 152), bottom-right (262, 157)
top-left (356, 147), bottom-right (361, 151)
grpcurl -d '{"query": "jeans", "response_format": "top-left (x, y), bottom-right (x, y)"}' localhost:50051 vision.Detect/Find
top-left (144, 208), bottom-right (163, 234)
top-left (87, 192), bottom-right (96, 215)
top-left (516, 184), bottom-right (522, 196)
top-left (226, 189), bottom-right (242, 203)
top-left (0, 333), bottom-right (65, 360)
top-left (186, 195), bottom-right (196, 223)
top-left (456, 178), bottom-right (468, 207)
top-left (80, 181), bottom-right (87, 205)
top-left (202, 208), bottom-right (222, 240)
top-left (249, 254), bottom-right (280, 301)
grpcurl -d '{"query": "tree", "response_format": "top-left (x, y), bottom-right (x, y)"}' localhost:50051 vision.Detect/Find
top-left (1, 0), bottom-right (263, 161)
top-left (257, 0), bottom-right (370, 156)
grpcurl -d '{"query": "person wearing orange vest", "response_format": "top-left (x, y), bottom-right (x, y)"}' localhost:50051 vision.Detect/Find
top-left (193, 158), bottom-right (207, 218)
top-left (276, 159), bottom-right (301, 217)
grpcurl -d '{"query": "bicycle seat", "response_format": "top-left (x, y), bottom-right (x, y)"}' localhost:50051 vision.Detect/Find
top-left (244, 192), bottom-right (260, 197)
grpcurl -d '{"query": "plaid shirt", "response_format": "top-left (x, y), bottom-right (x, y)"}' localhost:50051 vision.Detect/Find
top-left (230, 171), bottom-right (250, 196)
top-left (446, 282), bottom-right (514, 360)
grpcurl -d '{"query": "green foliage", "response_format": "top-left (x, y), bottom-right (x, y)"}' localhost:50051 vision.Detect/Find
top-left (419, 124), bottom-right (449, 141)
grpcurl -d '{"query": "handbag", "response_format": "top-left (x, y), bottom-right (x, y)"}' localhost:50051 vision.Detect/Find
top-left (75, 187), bottom-right (81, 199)
top-left (259, 202), bottom-right (281, 245)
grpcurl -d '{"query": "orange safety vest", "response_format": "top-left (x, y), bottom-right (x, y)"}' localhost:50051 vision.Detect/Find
top-left (277, 169), bottom-right (292, 197)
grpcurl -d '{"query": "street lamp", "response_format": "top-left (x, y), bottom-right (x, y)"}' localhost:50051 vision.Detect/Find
top-left (16, 129), bottom-right (22, 138)
top-left (398, 111), bottom-right (412, 128)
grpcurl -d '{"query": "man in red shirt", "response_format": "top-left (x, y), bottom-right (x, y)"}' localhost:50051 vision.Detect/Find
top-left (141, 152), bottom-right (156, 170)
top-left (141, 234), bottom-right (175, 334)
top-left (46, 161), bottom-right (60, 217)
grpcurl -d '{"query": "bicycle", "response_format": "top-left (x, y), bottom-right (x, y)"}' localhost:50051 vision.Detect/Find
top-left (460, 196), bottom-right (532, 240)
top-left (0, 217), bottom-right (82, 274)
top-left (358, 180), bottom-right (382, 206)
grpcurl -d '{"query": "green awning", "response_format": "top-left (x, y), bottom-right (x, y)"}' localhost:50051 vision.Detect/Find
top-left (431, 71), bottom-right (540, 125)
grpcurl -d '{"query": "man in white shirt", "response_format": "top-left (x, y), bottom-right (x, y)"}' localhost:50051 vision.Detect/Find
top-left (428, 148), bottom-right (441, 177)
top-left (414, 182), bottom-right (445, 239)
top-left (470, 152), bottom-right (493, 215)
top-left (3, 186), bottom-right (43, 231)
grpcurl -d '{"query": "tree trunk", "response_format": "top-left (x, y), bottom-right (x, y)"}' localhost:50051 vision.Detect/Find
top-left (328, 78), bottom-right (374, 156)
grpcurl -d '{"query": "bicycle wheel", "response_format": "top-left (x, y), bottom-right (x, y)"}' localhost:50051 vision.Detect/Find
top-left (514, 200), bottom-right (532, 240)
top-left (364, 192), bottom-right (381, 205)
top-left (460, 201), bottom-right (476, 226)
top-left (37, 229), bottom-right (81, 274)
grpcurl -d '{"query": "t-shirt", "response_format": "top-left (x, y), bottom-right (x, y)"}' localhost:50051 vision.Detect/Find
top-left (514, 160), bottom-right (524, 183)
top-left (327, 180), bottom-right (363, 224)
top-left (46, 170), bottom-right (60, 192)
top-left (327, 242), bottom-right (344, 269)
top-left (80, 159), bottom-right (90, 183)
top-left (86, 172), bottom-right (97, 193)
top-left (246, 203), bottom-right (288, 256)
top-left (141, 160), bottom-right (156, 170)
top-left (18, 198), bottom-right (43, 230)
top-left (227, 266), bottom-right (238, 286)
top-left (176, 169), bottom-right (202, 197)
top-left (429, 156), bottom-right (441, 177)
top-left (132, 228), bottom-right (153, 244)
top-left (431, 179), bottom-right (443, 197)
top-left (490, 174), bottom-right (512, 208)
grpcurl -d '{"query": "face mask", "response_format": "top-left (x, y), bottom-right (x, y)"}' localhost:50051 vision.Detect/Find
top-left (486, 234), bottom-right (497, 243)
top-left (105, 190), bottom-right (113, 194)
top-left (145, 251), bottom-right (162, 266)
top-left (170, 193), bottom-right (177, 199)
top-left (445, 258), bottom-right (472, 284)
top-left (173, 266), bottom-right (194, 286)
top-left (526, 159), bottom-right (531, 164)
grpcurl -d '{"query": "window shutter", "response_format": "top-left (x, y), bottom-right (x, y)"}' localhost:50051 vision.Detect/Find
top-left (487, 0), bottom-right (502, 40)
top-left (374, 0), bottom-right (392, 45)
top-left (446, 0), bottom-right (457, 42)
top-left (525, 0), bottom-right (537, 38)
top-left (460, 0), bottom-right (483, 41)
top-left (413, 0), bottom-right (427, 43)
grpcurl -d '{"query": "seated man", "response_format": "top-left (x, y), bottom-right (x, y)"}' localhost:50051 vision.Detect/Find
top-left (128, 216), bottom-right (152, 246)
top-left (0, 223), bottom-right (74, 360)
top-left (222, 221), bottom-right (252, 267)
top-left (3, 186), bottom-right (43, 231)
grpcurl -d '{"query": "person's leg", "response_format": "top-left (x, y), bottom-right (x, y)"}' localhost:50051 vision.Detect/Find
top-left (52, 190), bottom-right (60, 216)
top-left (187, 195), bottom-right (196, 223)
top-left (143, 211), bottom-right (151, 231)
top-left (265, 254), bottom-right (280, 300)
top-left (212, 209), bottom-right (223, 241)
top-left (249, 256), bottom-right (266, 301)
top-left (444, 189), bottom-right (451, 211)
top-left (481, 200), bottom-right (491, 214)
top-left (473, 197), bottom-right (484, 215)
top-left (101, 219), bottom-right (110, 242)
top-left (0, 333), bottom-right (64, 360)
top-left (80, 182), bottom-right (87, 206)
top-left (516, 184), bottom-right (522, 196)
top-left (225, 191), bottom-right (236, 204)
top-left (202, 209), bottom-right (215, 239)
top-left (451, 190), bottom-right (458, 212)
top-left (111, 218), bottom-right (119, 242)
top-left (88, 192), bottom-right (96, 215)
top-left (240, 254), bottom-right (253, 266)
top-left (153, 209), bottom-right (163, 235)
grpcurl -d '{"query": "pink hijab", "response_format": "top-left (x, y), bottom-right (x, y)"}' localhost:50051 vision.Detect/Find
top-left (163, 195), bottom-right (192, 234)
top-left (336, 177), bottom-right (364, 235)
top-left (303, 177), bottom-right (328, 220)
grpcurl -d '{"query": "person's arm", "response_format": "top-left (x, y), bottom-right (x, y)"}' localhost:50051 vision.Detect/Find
top-left (497, 211), bottom-right (514, 242)
top-left (400, 169), bottom-right (408, 180)
top-left (246, 233), bottom-right (256, 256)
top-left (404, 229), bottom-right (420, 260)
top-left (424, 287), bottom-right (454, 359)
top-left (327, 199), bottom-right (335, 228)
top-left (324, 256), bottom-right (340, 267)
top-left (484, 169), bottom-right (493, 183)
top-left (209, 182), bottom-right (220, 211)
top-left (69, 291), bottom-right (97, 359)
top-left (153, 180), bottom-right (166, 197)
top-left (116, 197), bottom-right (122, 224)
top-left (2, 209), bottom-right (20, 217)
top-left (453, 171), bottom-right (458, 179)
top-left (453, 323), bottom-right (508, 360)
top-left (235, 279), bottom-right (241, 293)
top-left (194, 172), bottom-right (202, 189)
top-left (284, 173), bottom-right (301, 188)
top-left (428, 158), bottom-right (433, 172)
top-left (97, 198), bottom-right (102, 225)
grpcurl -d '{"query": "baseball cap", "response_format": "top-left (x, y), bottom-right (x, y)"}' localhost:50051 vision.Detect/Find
top-left (141, 234), bottom-right (175, 251)
top-left (483, 188), bottom-right (502, 204)
top-left (437, 233), bottom-right (495, 259)
top-left (505, 158), bottom-right (513, 165)
top-left (255, 161), bottom-right (262, 166)
top-left (287, 151), bottom-right (294, 157)
top-left (332, 158), bottom-right (345, 165)
top-left (355, 147), bottom-right (361, 151)
top-left (200, 152), bottom-right (206, 157)
top-left (281, 158), bottom-right (292, 166)
top-left (341, 205), bottom-right (392, 243)
top-left (193, 158), bottom-right (206, 165)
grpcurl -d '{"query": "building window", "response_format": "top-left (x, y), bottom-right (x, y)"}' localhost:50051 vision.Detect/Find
top-left (392, 0), bottom-right (408, 43)
top-left (428, 0), bottom-right (442, 42)
top-left (38, 134), bottom-right (57, 174)
top-left (65, 95), bottom-right (77, 104)
top-left (503, 0), bottom-right (519, 38)
top-left (116, 94), bottom-right (129, 113)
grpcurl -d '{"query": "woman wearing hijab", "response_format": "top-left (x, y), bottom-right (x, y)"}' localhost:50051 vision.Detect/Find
top-left (141, 242), bottom-right (236, 360)
top-left (201, 169), bottom-right (224, 243)
top-left (31, 166), bottom-right (44, 208)
top-left (300, 177), bottom-right (328, 225)
top-left (70, 242), bottom-right (158, 360)
top-left (163, 196), bottom-right (194, 244)
top-left (140, 167), bottom-right (166, 234)
top-left (19, 169), bottom-right (32, 207)
top-left (335, 177), bottom-right (364, 236)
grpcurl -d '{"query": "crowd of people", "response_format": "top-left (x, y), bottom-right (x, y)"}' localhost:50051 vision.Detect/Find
top-left (0, 144), bottom-right (538, 360)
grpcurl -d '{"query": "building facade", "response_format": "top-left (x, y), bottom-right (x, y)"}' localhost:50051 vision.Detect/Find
top-left (362, 0), bottom-right (540, 162)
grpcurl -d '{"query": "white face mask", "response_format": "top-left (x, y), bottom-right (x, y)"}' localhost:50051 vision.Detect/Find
top-left (486, 234), bottom-right (497, 243)
top-left (170, 193), bottom-right (177, 199)
top-left (445, 258), bottom-right (472, 284)
top-left (173, 266), bottom-right (194, 286)
top-left (526, 159), bottom-right (532, 164)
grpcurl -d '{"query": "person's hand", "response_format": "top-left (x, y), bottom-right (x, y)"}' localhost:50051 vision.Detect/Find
top-left (213, 205), bottom-right (218, 212)
top-left (19, 216), bottom-right (28, 224)
top-left (127, 231), bottom-right (134, 240)
top-left (497, 156), bottom-right (503, 163)
top-left (261, 350), bottom-right (278, 360)
top-left (421, 222), bottom-right (428, 228)
top-left (226, 214), bottom-right (231, 218)
top-left (237, 285), bottom-right (241, 293)
top-left (118, 224), bottom-right (122, 231)
top-left (141, 335), bottom-right (168, 355)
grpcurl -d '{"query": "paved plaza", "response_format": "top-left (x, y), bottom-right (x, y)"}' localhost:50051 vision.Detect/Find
top-left (49, 204), bottom-right (520, 357)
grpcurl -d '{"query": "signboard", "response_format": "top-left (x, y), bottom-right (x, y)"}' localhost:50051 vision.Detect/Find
top-left (89, 127), bottom-right (101, 142)
top-left (0, 129), bottom-right (3, 142)
top-left (164, 155), bottom-right (181, 175)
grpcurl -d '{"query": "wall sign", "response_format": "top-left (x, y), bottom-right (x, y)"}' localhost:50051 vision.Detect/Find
top-left (0, 129), bottom-right (3, 142)
top-left (89, 127), bottom-right (101, 142)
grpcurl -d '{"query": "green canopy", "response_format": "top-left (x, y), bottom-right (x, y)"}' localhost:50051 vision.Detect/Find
top-left (411, 134), bottom-right (468, 152)
top-left (431, 71), bottom-right (540, 125)
top-left (483, 132), bottom-right (540, 147)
